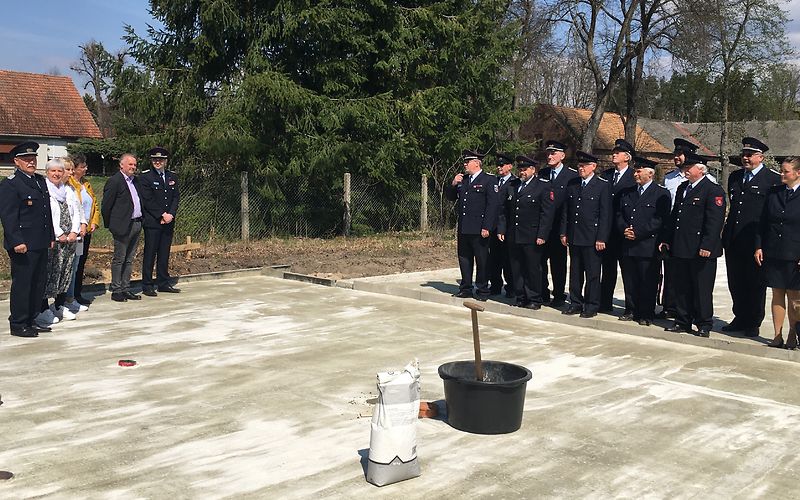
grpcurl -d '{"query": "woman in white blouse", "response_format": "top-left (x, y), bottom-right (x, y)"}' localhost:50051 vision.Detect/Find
top-left (34, 159), bottom-right (83, 327)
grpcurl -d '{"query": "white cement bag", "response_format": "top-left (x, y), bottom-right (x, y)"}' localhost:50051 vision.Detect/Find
top-left (366, 359), bottom-right (421, 486)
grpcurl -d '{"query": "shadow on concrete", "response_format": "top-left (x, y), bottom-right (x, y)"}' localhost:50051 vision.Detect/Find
top-left (358, 448), bottom-right (369, 477)
top-left (421, 281), bottom-right (459, 295)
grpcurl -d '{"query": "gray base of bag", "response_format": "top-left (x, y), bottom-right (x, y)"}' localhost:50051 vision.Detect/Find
top-left (366, 360), bottom-right (421, 487)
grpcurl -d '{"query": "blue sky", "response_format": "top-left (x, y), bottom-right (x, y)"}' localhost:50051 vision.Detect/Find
top-left (0, 0), bottom-right (158, 89)
top-left (2, 0), bottom-right (800, 94)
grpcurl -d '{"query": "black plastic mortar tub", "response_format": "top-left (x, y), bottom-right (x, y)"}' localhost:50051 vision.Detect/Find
top-left (438, 360), bottom-right (532, 434)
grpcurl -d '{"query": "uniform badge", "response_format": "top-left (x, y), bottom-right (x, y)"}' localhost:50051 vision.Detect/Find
top-left (168, 180), bottom-right (176, 186)
top-left (494, 184), bottom-right (499, 193)
top-left (26, 200), bottom-right (33, 206)
top-left (550, 191), bottom-right (554, 201)
top-left (715, 196), bottom-right (723, 207)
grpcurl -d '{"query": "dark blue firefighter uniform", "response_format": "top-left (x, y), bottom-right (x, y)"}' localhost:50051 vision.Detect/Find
top-left (616, 183), bottom-right (671, 322)
top-left (0, 170), bottom-right (55, 333)
top-left (489, 172), bottom-right (517, 296)
top-left (722, 166), bottom-right (781, 333)
top-left (600, 166), bottom-right (636, 312)
top-left (139, 167), bottom-right (180, 291)
top-left (662, 177), bottom-right (726, 333)
top-left (538, 164), bottom-right (579, 304)
top-left (445, 170), bottom-right (499, 298)
top-left (560, 175), bottom-right (612, 314)
top-left (497, 177), bottom-right (555, 307)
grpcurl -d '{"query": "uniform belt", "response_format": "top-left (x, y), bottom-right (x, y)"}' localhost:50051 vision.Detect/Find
top-left (132, 217), bottom-right (142, 222)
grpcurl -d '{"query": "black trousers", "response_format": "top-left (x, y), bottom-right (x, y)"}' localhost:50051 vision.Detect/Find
top-left (725, 247), bottom-right (766, 328)
top-left (672, 256), bottom-right (717, 331)
top-left (600, 236), bottom-right (630, 311)
top-left (510, 241), bottom-right (545, 305)
top-left (489, 232), bottom-right (513, 295)
top-left (8, 248), bottom-right (48, 330)
top-left (73, 232), bottom-right (92, 299)
top-left (457, 233), bottom-right (490, 297)
top-left (541, 234), bottom-right (568, 301)
top-left (142, 225), bottom-right (175, 289)
top-left (568, 245), bottom-right (602, 313)
top-left (621, 256), bottom-right (660, 320)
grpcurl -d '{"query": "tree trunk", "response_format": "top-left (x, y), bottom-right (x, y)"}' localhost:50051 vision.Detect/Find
top-left (719, 80), bottom-right (731, 193)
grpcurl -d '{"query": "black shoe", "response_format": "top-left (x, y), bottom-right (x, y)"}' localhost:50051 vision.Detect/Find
top-left (599, 306), bottom-right (613, 314)
top-left (30, 324), bottom-right (52, 333)
top-left (523, 303), bottom-right (541, 310)
top-left (506, 293), bottom-right (516, 299)
top-left (580, 311), bottom-right (597, 318)
top-left (453, 290), bottom-right (472, 298)
top-left (111, 292), bottom-right (128, 302)
top-left (550, 298), bottom-right (566, 308)
top-left (142, 289), bottom-right (158, 297)
top-left (514, 301), bottom-right (528, 308)
top-left (10, 327), bottom-right (38, 338)
top-left (475, 295), bottom-right (488, 302)
top-left (767, 336), bottom-right (785, 348)
top-left (75, 296), bottom-right (93, 306)
top-left (786, 332), bottom-right (798, 350)
top-left (157, 285), bottom-right (181, 293)
top-left (743, 328), bottom-right (759, 338)
top-left (562, 307), bottom-right (582, 316)
top-left (721, 322), bottom-right (742, 332)
top-left (656, 310), bottom-right (676, 320)
top-left (489, 289), bottom-right (502, 296)
top-left (618, 313), bottom-right (634, 321)
top-left (697, 329), bottom-right (711, 338)
top-left (637, 319), bottom-right (652, 326)
top-left (665, 324), bottom-right (691, 333)
top-left (125, 291), bottom-right (142, 300)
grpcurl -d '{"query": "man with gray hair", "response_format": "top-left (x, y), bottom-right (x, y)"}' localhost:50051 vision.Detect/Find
top-left (616, 157), bottom-right (671, 325)
top-left (101, 153), bottom-right (143, 302)
top-left (660, 153), bottom-right (726, 337)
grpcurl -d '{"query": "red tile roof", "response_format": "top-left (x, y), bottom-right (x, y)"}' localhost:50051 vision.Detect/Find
top-left (0, 70), bottom-right (103, 139)
top-left (540, 105), bottom-right (671, 154)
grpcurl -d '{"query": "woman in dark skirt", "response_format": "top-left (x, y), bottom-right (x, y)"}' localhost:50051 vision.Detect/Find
top-left (755, 157), bottom-right (800, 348)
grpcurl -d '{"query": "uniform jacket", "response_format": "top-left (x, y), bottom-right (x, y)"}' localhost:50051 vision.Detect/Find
top-left (445, 170), bottom-right (499, 235)
top-left (491, 173), bottom-right (517, 231)
top-left (662, 177), bottom-right (726, 259)
top-left (539, 164), bottom-right (578, 237)
top-left (0, 170), bottom-right (55, 251)
top-left (722, 166), bottom-right (781, 253)
top-left (497, 177), bottom-right (555, 244)
top-left (560, 175), bottom-right (612, 246)
top-left (601, 167), bottom-right (636, 244)
top-left (102, 171), bottom-right (141, 238)
top-left (138, 168), bottom-right (180, 229)
top-left (663, 169), bottom-right (717, 207)
top-left (755, 185), bottom-right (800, 261)
top-left (615, 183), bottom-right (671, 258)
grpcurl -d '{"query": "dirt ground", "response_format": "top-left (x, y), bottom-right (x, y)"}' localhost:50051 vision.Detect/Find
top-left (0, 232), bottom-right (457, 291)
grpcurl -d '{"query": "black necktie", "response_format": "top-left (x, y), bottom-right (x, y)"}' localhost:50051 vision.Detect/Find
top-left (685, 183), bottom-right (692, 196)
top-left (745, 172), bottom-right (753, 184)
top-left (498, 178), bottom-right (505, 187)
top-left (638, 186), bottom-right (644, 196)
top-left (613, 171), bottom-right (620, 185)
top-left (787, 189), bottom-right (792, 202)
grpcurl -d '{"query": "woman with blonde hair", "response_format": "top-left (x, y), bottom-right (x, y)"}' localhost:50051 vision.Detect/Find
top-left (755, 156), bottom-right (800, 348)
top-left (65, 153), bottom-right (99, 308)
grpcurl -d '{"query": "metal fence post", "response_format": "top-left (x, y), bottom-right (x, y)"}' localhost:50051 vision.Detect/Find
top-left (420, 174), bottom-right (428, 232)
top-left (343, 172), bottom-right (351, 236)
top-left (241, 170), bottom-right (250, 243)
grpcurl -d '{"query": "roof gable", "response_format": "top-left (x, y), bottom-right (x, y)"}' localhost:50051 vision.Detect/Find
top-left (0, 70), bottom-right (102, 139)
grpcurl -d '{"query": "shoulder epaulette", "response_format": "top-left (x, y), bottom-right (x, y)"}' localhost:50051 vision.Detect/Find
top-left (568, 167), bottom-right (578, 172)
top-left (538, 178), bottom-right (550, 183)
top-left (6, 173), bottom-right (14, 179)
top-left (141, 169), bottom-right (151, 173)
top-left (597, 176), bottom-right (609, 182)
